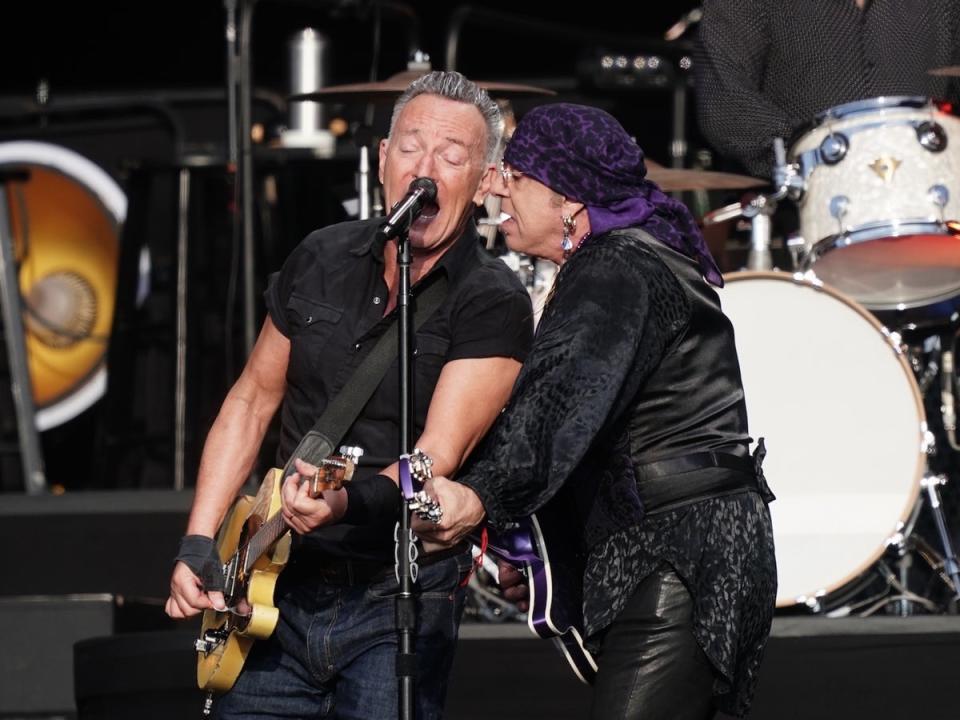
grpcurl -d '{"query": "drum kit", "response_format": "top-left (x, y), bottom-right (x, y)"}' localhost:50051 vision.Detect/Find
top-left (718, 92), bottom-right (960, 614)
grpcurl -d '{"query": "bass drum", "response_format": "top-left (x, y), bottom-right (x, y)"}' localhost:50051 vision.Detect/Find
top-left (719, 271), bottom-right (927, 608)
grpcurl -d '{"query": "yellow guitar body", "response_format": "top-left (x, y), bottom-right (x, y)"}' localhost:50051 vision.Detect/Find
top-left (197, 468), bottom-right (291, 692)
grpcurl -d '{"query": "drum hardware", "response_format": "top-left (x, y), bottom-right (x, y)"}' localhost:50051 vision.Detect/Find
top-left (358, 144), bottom-right (372, 220)
top-left (464, 556), bottom-right (526, 623)
top-left (729, 139), bottom-right (799, 272)
top-left (916, 121), bottom-right (948, 153)
top-left (940, 344), bottom-right (959, 450)
top-left (498, 250), bottom-right (557, 327)
top-left (280, 29), bottom-right (335, 156)
top-left (920, 474), bottom-right (960, 599)
top-left (742, 194), bottom-right (775, 271)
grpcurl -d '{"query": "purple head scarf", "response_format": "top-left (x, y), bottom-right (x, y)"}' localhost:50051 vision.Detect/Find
top-left (503, 103), bottom-right (723, 286)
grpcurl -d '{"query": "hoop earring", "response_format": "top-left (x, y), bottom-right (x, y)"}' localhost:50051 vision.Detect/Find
top-left (561, 215), bottom-right (576, 256)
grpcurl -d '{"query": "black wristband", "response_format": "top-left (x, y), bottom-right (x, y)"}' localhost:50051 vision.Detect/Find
top-left (341, 474), bottom-right (400, 526)
top-left (175, 534), bottom-right (225, 592)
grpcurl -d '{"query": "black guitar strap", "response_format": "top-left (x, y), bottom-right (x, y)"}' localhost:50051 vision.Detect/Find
top-left (280, 274), bottom-right (449, 478)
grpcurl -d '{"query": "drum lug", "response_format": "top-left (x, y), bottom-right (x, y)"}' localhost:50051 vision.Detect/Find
top-left (928, 184), bottom-right (950, 211)
top-left (916, 121), bottom-right (948, 153)
top-left (829, 194), bottom-right (850, 222)
top-left (819, 132), bottom-right (848, 164)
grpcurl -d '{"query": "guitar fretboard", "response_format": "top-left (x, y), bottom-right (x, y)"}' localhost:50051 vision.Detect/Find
top-left (243, 513), bottom-right (287, 574)
top-left (237, 457), bottom-right (351, 575)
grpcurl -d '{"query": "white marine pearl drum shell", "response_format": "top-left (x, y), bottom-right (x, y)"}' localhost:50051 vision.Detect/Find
top-left (791, 97), bottom-right (960, 314)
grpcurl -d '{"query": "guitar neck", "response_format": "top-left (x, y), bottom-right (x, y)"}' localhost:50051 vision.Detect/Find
top-left (237, 456), bottom-right (354, 575)
top-left (243, 513), bottom-right (288, 574)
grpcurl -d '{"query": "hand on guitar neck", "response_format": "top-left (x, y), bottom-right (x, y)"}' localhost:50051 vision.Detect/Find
top-left (279, 457), bottom-right (349, 535)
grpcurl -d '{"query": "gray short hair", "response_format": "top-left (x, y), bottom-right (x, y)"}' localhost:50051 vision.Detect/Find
top-left (389, 71), bottom-right (503, 163)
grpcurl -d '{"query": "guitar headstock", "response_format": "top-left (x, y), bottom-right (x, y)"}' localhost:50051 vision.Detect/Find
top-left (308, 453), bottom-right (357, 496)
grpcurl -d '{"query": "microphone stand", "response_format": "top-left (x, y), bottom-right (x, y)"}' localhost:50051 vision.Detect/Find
top-left (394, 228), bottom-right (418, 719)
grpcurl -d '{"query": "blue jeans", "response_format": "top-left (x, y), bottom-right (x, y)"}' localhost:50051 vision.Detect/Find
top-left (215, 550), bottom-right (472, 719)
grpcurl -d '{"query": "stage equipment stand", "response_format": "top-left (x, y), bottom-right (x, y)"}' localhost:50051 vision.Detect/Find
top-left (223, 0), bottom-right (257, 355)
top-left (0, 169), bottom-right (46, 494)
top-left (877, 325), bottom-right (960, 614)
top-left (921, 329), bottom-right (960, 599)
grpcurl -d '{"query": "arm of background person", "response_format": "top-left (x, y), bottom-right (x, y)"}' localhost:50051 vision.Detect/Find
top-left (694, 0), bottom-right (796, 178)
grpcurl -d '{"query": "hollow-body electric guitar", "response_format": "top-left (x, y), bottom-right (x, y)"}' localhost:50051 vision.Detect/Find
top-left (401, 450), bottom-right (598, 684)
top-left (194, 454), bottom-right (355, 693)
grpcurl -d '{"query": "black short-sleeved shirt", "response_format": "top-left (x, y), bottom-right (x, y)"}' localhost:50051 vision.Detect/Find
top-left (264, 217), bottom-right (533, 560)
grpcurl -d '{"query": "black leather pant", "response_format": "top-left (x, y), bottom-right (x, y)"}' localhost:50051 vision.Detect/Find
top-left (589, 565), bottom-right (717, 720)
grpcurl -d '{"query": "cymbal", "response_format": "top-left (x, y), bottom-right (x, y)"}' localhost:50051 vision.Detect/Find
top-left (645, 160), bottom-right (767, 192)
top-left (290, 70), bottom-right (555, 104)
top-left (929, 65), bottom-right (960, 77)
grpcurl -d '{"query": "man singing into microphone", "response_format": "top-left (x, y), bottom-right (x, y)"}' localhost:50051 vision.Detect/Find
top-left (165, 71), bottom-right (532, 719)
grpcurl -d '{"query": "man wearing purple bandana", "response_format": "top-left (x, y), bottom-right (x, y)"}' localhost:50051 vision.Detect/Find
top-left (415, 103), bottom-right (777, 719)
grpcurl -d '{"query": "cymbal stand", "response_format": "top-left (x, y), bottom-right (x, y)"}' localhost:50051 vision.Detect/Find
top-left (920, 473), bottom-right (960, 600)
top-left (927, 328), bottom-right (960, 598)
top-left (724, 138), bottom-right (804, 271)
top-left (0, 169), bottom-right (46, 494)
top-left (898, 332), bottom-right (960, 607)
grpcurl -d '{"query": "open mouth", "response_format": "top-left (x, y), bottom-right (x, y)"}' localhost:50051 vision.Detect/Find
top-left (419, 201), bottom-right (439, 220)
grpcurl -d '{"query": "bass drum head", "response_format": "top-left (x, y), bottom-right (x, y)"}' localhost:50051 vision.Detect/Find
top-left (719, 271), bottom-right (926, 607)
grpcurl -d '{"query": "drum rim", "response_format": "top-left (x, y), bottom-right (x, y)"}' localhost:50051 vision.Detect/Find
top-left (800, 222), bottom-right (960, 311)
top-left (722, 270), bottom-right (928, 607)
top-left (787, 95), bottom-right (932, 152)
top-left (813, 95), bottom-right (929, 123)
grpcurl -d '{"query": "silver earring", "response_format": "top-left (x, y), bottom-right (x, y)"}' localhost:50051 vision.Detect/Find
top-left (561, 215), bottom-right (576, 253)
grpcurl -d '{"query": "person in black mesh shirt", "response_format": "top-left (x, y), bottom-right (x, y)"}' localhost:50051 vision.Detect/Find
top-left (694, 0), bottom-right (960, 179)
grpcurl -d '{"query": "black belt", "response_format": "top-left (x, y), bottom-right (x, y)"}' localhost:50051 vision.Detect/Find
top-left (288, 542), bottom-right (469, 587)
top-left (635, 439), bottom-right (774, 515)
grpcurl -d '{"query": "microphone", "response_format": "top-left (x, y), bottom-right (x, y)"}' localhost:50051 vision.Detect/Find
top-left (378, 177), bottom-right (438, 240)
